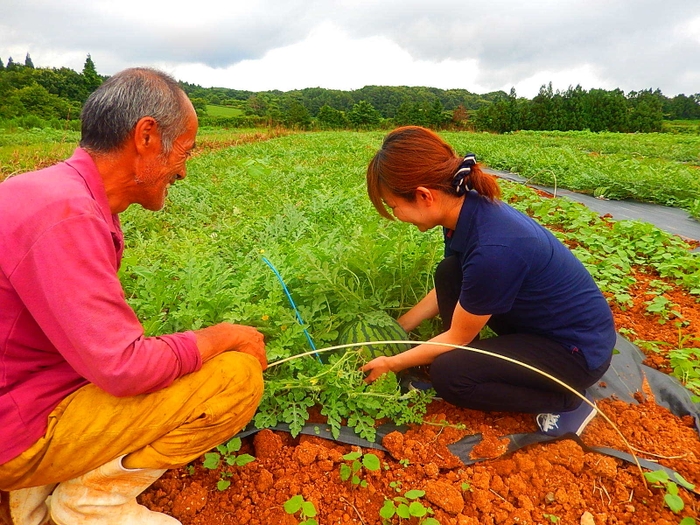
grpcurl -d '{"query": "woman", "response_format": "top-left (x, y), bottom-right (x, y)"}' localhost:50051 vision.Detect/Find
top-left (361, 126), bottom-right (616, 437)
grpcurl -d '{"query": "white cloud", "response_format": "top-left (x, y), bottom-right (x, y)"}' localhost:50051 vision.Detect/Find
top-left (1, 0), bottom-right (699, 97)
top-left (677, 16), bottom-right (700, 45)
top-left (164, 22), bottom-right (489, 93)
top-left (511, 64), bottom-right (613, 99)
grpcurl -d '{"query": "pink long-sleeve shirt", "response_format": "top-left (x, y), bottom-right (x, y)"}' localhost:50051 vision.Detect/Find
top-left (0, 148), bottom-right (202, 464)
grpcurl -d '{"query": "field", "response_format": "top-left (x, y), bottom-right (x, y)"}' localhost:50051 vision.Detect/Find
top-left (4, 129), bottom-right (700, 524)
top-left (206, 104), bottom-right (245, 117)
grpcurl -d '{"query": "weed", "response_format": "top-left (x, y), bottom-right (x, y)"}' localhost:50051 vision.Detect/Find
top-left (644, 470), bottom-right (695, 513)
top-left (379, 489), bottom-right (439, 524)
top-left (339, 451), bottom-right (381, 488)
top-left (202, 437), bottom-right (255, 490)
top-left (284, 495), bottom-right (318, 525)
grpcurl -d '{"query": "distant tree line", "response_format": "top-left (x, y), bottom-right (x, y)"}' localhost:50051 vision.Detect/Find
top-left (1, 55), bottom-right (699, 134)
top-left (180, 80), bottom-right (700, 133)
top-left (472, 83), bottom-right (700, 133)
top-left (178, 81), bottom-right (501, 130)
top-left (0, 54), bottom-right (103, 129)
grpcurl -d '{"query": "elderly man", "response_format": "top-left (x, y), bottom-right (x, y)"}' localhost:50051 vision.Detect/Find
top-left (0, 68), bottom-right (266, 525)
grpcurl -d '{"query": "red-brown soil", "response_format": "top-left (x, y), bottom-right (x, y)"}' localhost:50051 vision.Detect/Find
top-left (141, 254), bottom-right (700, 525)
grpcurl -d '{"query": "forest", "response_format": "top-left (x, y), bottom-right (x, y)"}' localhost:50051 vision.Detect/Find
top-left (1, 53), bottom-right (699, 133)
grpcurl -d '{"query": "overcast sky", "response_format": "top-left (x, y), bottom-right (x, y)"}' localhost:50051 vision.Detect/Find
top-left (1, 0), bottom-right (699, 98)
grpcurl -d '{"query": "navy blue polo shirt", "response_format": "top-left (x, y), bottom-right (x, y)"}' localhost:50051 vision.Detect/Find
top-left (445, 191), bottom-right (616, 370)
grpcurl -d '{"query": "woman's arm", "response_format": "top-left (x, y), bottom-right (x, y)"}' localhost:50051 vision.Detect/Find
top-left (397, 288), bottom-right (439, 332)
top-left (362, 302), bottom-right (490, 383)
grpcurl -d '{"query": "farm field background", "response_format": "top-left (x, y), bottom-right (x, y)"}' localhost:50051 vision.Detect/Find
top-left (3, 128), bottom-right (700, 523)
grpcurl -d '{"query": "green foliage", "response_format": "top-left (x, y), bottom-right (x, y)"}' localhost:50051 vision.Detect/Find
top-left (317, 104), bottom-right (348, 129)
top-left (202, 437), bottom-right (255, 490)
top-left (473, 84), bottom-right (671, 133)
top-left (444, 130), bottom-right (700, 213)
top-left (111, 130), bottom-right (700, 440)
top-left (347, 100), bottom-right (382, 129)
top-left (82, 54), bottom-right (102, 92)
top-left (0, 53), bottom-right (103, 121)
top-left (339, 451), bottom-right (381, 488)
top-left (284, 495), bottom-right (318, 525)
top-left (644, 470), bottom-right (695, 514)
top-left (379, 490), bottom-right (439, 524)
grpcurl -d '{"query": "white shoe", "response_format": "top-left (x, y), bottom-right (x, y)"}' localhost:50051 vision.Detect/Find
top-left (1, 484), bottom-right (56, 525)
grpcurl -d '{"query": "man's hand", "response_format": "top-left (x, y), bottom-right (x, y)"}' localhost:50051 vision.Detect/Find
top-left (228, 324), bottom-right (267, 370)
top-left (360, 356), bottom-right (394, 383)
top-left (195, 323), bottom-right (267, 370)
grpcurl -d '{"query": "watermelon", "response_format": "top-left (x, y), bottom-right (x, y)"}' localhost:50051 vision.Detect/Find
top-left (327, 313), bottom-right (411, 363)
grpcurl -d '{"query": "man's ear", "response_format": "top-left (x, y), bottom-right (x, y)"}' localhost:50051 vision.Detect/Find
top-left (415, 186), bottom-right (435, 204)
top-left (133, 116), bottom-right (161, 153)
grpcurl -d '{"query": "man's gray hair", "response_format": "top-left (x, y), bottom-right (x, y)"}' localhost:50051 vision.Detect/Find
top-left (80, 68), bottom-right (190, 154)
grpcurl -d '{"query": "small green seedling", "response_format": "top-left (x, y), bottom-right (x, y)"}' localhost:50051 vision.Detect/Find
top-left (202, 437), bottom-right (255, 490)
top-left (390, 480), bottom-right (403, 493)
top-left (543, 513), bottom-right (560, 523)
top-left (460, 482), bottom-right (472, 492)
top-left (399, 458), bottom-right (410, 467)
top-left (644, 470), bottom-right (695, 513)
top-left (379, 490), bottom-right (439, 524)
top-left (284, 495), bottom-right (318, 525)
top-left (339, 451), bottom-right (380, 488)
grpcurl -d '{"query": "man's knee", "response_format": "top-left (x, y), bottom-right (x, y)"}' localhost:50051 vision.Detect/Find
top-left (200, 352), bottom-right (264, 416)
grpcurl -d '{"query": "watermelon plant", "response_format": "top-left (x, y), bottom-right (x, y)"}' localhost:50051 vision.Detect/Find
top-left (110, 131), bottom-right (700, 440)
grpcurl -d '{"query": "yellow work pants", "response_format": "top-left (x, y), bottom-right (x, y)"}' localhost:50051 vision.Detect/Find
top-left (0, 352), bottom-right (263, 491)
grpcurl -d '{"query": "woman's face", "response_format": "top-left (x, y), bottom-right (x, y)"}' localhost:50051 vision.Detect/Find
top-left (382, 190), bottom-right (437, 232)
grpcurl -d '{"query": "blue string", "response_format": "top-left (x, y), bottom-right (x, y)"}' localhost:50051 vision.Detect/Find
top-left (262, 257), bottom-right (321, 362)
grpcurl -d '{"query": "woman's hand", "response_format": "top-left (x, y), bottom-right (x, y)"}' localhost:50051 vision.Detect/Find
top-left (361, 356), bottom-right (395, 383)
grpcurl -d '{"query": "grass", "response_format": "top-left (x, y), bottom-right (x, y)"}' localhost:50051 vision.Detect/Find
top-left (206, 105), bottom-right (245, 117)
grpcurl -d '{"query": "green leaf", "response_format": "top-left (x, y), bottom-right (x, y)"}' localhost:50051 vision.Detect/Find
top-left (665, 493), bottom-right (685, 513)
top-left (396, 503), bottom-right (411, 519)
top-left (674, 472), bottom-right (696, 491)
top-left (216, 479), bottom-right (231, 491)
top-left (339, 463), bottom-right (351, 481)
top-left (342, 451), bottom-right (362, 461)
top-left (679, 518), bottom-right (696, 525)
top-left (379, 500), bottom-right (396, 519)
top-left (422, 519), bottom-right (441, 525)
top-left (234, 454), bottom-right (256, 466)
top-left (408, 501), bottom-right (428, 517)
top-left (226, 437), bottom-right (242, 453)
top-left (284, 495), bottom-right (304, 514)
top-left (404, 489), bottom-right (425, 499)
top-left (362, 453), bottom-right (380, 471)
top-left (644, 470), bottom-right (670, 484)
top-left (202, 452), bottom-right (220, 469)
top-left (301, 501), bottom-right (317, 517)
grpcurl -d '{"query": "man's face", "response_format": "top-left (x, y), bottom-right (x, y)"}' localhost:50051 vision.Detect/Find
top-left (135, 108), bottom-right (198, 211)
